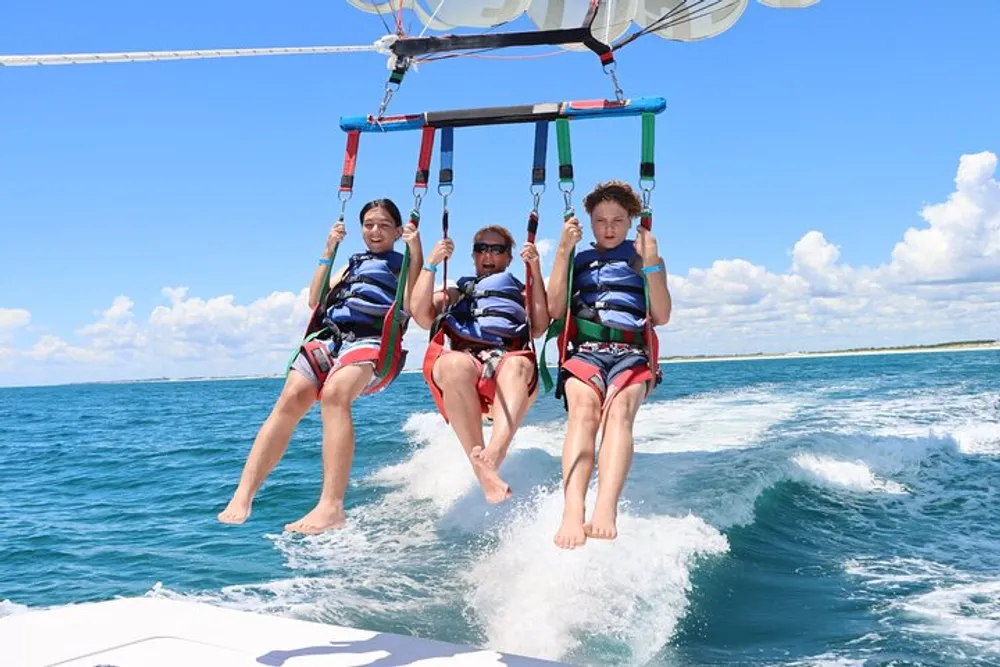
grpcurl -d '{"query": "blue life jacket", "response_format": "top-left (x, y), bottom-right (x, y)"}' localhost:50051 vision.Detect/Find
top-left (571, 240), bottom-right (647, 332)
top-left (324, 250), bottom-right (403, 338)
top-left (441, 271), bottom-right (528, 349)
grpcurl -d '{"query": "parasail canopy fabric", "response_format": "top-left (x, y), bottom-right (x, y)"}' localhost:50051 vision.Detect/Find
top-left (345, 0), bottom-right (818, 49)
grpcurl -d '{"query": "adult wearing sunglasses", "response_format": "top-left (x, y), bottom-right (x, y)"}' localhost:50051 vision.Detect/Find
top-left (409, 225), bottom-right (549, 503)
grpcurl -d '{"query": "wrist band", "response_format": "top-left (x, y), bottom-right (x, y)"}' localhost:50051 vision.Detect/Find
top-left (423, 263), bottom-right (438, 273)
top-left (642, 264), bottom-right (662, 275)
top-left (318, 257), bottom-right (332, 266)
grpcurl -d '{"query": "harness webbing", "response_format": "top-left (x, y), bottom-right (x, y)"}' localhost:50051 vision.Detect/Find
top-left (439, 126), bottom-right (454, 187)
top-left (439, 126), bottom-right (454, 304)
top-left (283, 130), bottom-right (359, 375)
top-left (638, 112), bottom-right (661, 385)
top-left (372, 125), bottom-right (436, 383)
top-left (340, 130), bottom-right (360, 195)
top-left (524, 120), bottom-right (548, 355)
top-left (556, 118), bottom-right (573, 187)
top-left (539, 111), bottom-right (663, 396)
top-left (538, 117), bottom-right (577, 393)
top-left (415, 125), bottom-right (435, 190)
top-left (640, 114), bottom-right (655, 182)
top-left (531, 120), bottom-right (548, 188)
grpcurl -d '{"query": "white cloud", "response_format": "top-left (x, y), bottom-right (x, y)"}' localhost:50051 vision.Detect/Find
top-left (674, 258), bottom-right (808, 307)
top-left (790, 231), bottom-right (856, 297)
top-left (535, 238), bottom-right (554, 259)
top-left (0, 309), bottom-right (31, 365)
top-left (2, 150), bottom-right (1000, 385)
top-left (144, 286), bottom-right (310, 361)
top-left (77, 296), bottom-right (138, 349)
top-left (26, 334), bottom-right (113, 364)
top-left (0, 308), bottom-right (31, 337)
top-left (886, 151), bottom-right (1000, 284)
top-left (1, 287), bottom-right (315, 384)
top-left (658, 151), bottom-right (1000, 355)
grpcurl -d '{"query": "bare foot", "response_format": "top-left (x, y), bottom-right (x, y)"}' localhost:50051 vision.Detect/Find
top-left (470, 446), bottom-right (512, 504)
top-left (583, 503), bottom-right (618, 540)
top-left (554, 504), bottom-right (587, 549)
top-left (217, 493), bottom-right (253, 524)
top-left (284, 502), bottom-right (346, 534)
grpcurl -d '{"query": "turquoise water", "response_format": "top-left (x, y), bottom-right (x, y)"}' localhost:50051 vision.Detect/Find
top-left (2, 350), bottom-right (1000, 666)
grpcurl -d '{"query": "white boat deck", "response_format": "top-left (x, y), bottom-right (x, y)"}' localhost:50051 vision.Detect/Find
top-left (0, 597), bottom-right (568, 667)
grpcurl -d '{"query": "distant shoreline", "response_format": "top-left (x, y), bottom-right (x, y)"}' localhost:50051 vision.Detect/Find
top-left (29, 339), bottom-right (996, 387)
top-left (658, 340), bottom-right (1000, 364)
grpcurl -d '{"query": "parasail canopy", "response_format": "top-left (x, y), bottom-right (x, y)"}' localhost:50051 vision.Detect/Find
top-left (345, 0), bottom-right (819, 52)
top-left (0, 0), bottom-right (819, 118)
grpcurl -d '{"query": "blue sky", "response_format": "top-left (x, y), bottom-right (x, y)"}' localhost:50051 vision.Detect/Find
top-left (2, 1), bottom-right (999, 386)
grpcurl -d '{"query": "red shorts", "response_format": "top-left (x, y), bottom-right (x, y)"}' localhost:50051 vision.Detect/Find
top-left (426, 347), bottom-right (538, 423)
top-left (557, 342), bottom-right (654, 408)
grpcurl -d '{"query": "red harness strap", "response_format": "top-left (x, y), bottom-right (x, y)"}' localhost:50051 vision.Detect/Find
top-left (422, 327), bottom-right (538, 424)
top-left (301, 339), bottom-right (337, 392)
top-left (300, 315), bottom-right (405, 400)
top-left (302, 341), bottom-right (402, 399)
top-left (367, 304), bottom-right (406, 395)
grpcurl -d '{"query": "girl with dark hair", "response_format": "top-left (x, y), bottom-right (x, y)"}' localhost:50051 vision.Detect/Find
top-left (218, 199), bottom-right (422, 534)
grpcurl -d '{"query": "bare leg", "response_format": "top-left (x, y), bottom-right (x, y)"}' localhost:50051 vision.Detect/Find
top-left (218, 371), bottom-right (317, 524)
top-left (585, 382), bottom-right (646, 541)
top-left (284, 363), bottom-right (374, 534)
top-left (432, 351), bottom-right (508, 502)
top-left (554, 379), bottom-right (601, 549)
top-left (471, 355), bottom-right (537, 503)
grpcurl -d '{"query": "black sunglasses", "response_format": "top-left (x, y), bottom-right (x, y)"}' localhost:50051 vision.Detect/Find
top-left (473, 242), bottom-right (510, 255)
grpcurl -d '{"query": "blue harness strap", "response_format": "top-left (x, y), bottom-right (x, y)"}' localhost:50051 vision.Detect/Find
top-left (439, 126), bottom-right (454, 186)
top-left (531, 121), bottom-right (547, 188)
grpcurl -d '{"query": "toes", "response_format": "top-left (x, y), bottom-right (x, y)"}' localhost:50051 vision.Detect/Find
top-left (218, 510), bottom-right (249, 525)
top-left (583, 523), bottom-right (616, 539)
top-left (286, 522), bottom-right (320, 534)
top-left (554, 528), bottom-right (587, 549)
top-left (589, 525), bottom-right (617, 539)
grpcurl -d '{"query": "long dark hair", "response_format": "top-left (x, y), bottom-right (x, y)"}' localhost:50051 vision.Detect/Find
top-left (359, 198), bottom-right (403, 227)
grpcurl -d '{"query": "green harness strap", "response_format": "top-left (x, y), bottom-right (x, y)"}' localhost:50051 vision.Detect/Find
top-left (538, 118), bottom-right (577, 394)
top-left (539, 112), bottom-right (660, 394)
top-left (374, 226), bottom-right (415, 380)
top-left (538, 252), bottom-right (574, 394)
top-left (638, 111), bottom-right (659, 380)
top-left (284, 243), bottom-right (340, 374)
top-left (539, 318), bottom-right (641, 393)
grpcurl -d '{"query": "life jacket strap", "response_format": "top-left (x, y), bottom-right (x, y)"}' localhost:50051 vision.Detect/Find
top-left (574, 283), bottom-right (646, 296)
top-left (574, 300), bottom-right (648, 321)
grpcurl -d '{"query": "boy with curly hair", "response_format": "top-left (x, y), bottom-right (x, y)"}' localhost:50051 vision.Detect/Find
top-left (545, 180), bottom-right (672, 549)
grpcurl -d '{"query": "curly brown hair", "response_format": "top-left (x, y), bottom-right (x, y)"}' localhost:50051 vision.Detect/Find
top-left (473, 225), bottom-right (516, 254)
top-left (583, 180), bottom-right (643, 218)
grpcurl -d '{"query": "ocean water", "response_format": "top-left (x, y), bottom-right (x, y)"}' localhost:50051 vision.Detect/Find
top-left (2, 350), bottom-right (1000, 666)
